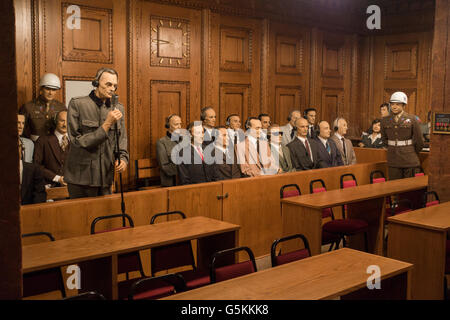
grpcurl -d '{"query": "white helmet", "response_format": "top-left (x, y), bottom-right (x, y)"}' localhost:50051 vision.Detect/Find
top-left (39, 73), bottom-right (61, 90)
top-left (390, 91), bottom-right (407, 104)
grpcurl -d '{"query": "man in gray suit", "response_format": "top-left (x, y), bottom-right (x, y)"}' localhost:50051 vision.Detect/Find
top-left (268, 124), bottom-right (294, 173)
top-left (280, 110), bottom-right (301, 146)
top-left (156, 114), bottom-right (182, 187)
top-left (18, 114), bottom-right (34, 163)
top-left (330, 117), bottom-right (357, 166)
top-left (64, 68), bottom-right (129, 199)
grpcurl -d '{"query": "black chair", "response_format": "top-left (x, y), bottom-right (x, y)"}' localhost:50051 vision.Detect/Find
top-left (309, 179), bottom-right (342, 251)
top-left (22, 232), bottom-right (66, 298)
top-left (280, 184), bottom-right (301, 199)
top-left (423, 191), bottom-right (440, 208)
top-left (63, 291), bottom-right (106, 300)
top-left (150, 211), bottom-right (210, 290)
top-left (128, 273), bottom-right (185, 300)
top-left (210, 246), bottom-right (257, 283)
top-left (90, 213), bottom-right (145, 299)
top-left (271, 234), bottom-right (311, 267)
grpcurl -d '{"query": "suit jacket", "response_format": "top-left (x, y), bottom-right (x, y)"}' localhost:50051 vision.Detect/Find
top-left (64, 91), bottom-right (129, 188)
top-left (330, 134), bottom-right (357, 166)
top-left (236, 137), bottom-right (277, 177)
top-left (227, 128), bottom-right (245, 149)
top-left (287, 137), bottom-right (322, 171)
top-left (361, 133), bottom-right (385, 149)
top-left (314, 138), bottom-right (344, 168)
top-left (177, 145), bottom-right (218, 185)
top-left (270, 144), bottom-right (295, 173)
top-left (307, 124), bottom-right (319, 140)
top-left (214, 147), bottom-right (242, 180)
top-left (156, 133), bottom-right (179, 187)
top-left (20, 137), bottom-right (34, 163)
top-left (280, 124), bottom-right (296, 146)
top-left (202, 127), bottom-right (216, 148)
top-left (33, 134), bottom-right (70, 184)
top-left (21, 161), bottom-right (47, 205)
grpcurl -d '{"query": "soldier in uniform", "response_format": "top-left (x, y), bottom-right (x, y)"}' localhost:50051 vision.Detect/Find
top-left (19, 73), bottom-right (66, 141)
top-left (380, 92), bottom-right (424, 180)
top-left (64, 68), bottom-right (128, 199)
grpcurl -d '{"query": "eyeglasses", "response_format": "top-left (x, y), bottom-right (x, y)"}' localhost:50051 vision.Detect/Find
top-left (270, 131), bottom-right (283, 136)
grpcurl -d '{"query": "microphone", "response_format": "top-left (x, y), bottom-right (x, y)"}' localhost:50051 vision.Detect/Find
top-left (111, 94), bottom-right (119, 111)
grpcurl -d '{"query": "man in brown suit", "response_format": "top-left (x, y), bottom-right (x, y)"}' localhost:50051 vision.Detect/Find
top-left (236, 117), bottom-right (278, 177)
top-left (381, 92), bottom-right (424, 180)
top-left (330, 117), bottom-right (357, 166)
top-left (34, 110), bottom-right (70, 186)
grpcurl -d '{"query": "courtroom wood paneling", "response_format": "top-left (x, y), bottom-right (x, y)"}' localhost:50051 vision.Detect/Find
top-left (130, 1), bottom-right (202, 186)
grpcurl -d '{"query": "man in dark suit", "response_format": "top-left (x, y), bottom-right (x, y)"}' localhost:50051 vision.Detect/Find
top-left (177, 122), bottom-right (218, 185)
top-left (214, 126), bottom-right (242, 180)
top-left (19, 147), bottom-right (46, 205)
top-left (287, 118), bottom-right (323, 171)
top-left (201, 106), bottom-right (217, 148)
top-left (315, 120), bottom-right (344, 168)
top-left (304, 108), bottom-right (319, 139)
top-left (33, 110), bottom-right (70, 186)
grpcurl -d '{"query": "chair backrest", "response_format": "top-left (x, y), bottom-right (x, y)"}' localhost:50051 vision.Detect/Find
top-left (90, 214), bottom-right (143, 276)
top-left (210, 246), bottom-right (257, 283)
top-left (21, 232), bottom-right (66, 298)
top-left (423, 191), bottom-right (440, 207)
top-left (149, 211), bottom-right (195, 276)
top-left (415, 172), bottom-right (425, 177)
top-left (370, 170), bottom-right (386, 184)
top-left (271, 234), bottom-right (311, 267)
top-left (309, 179), bottom-right (334, 219)
top-left (90, 213), bottom-right (134, 234)
top-left (280, 184), bottom-right (301, 199)
top-left (128, 273), bottom-right (185, 300)
top-left (340, 173), bottom-right (358, 189)
top-left (135, 158), bottom-right (160, 188)
top-left (63, 291), bottom-right (106, 300)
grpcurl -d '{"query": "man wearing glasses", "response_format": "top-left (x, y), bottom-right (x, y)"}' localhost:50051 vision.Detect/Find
top-left (267, 124), bottom-right (294, 173)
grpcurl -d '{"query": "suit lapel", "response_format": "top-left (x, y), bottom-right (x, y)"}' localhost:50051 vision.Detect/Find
top-left (48, 134), bottom-right (64, 166)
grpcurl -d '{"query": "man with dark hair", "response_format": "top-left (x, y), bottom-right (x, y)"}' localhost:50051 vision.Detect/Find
top-left (200, 106), bottom-right (217, 147)
top-left (64, 68), bottom-right (128, 198)
top-left (156, 114), bottom-right (182, 187)
top-left (380, 103), bottom-right (390, 118)
top-left (268, 124), bottom-right (294, 173)
top-left (258, 113), bottom-right (271, 130)
top-left (177, 121), bottom-right (218, 185)
top-left (315, 120), bottom-right (343, 168)
top-left (304, 108), bottom-right (318, 139)
top-left (19, 73), bottom-right (66, 141)
top-left (214, 126), bottom-right (242, 180)
top-left (33, 110), bottom-right (70, 186)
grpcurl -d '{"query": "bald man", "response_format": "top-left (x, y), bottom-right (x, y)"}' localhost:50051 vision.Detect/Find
top-left (287, 118), bottom-right (323, 170)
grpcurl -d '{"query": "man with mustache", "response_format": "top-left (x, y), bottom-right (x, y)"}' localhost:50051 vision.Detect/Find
top-left (33, 110), bottom-right (70, 187)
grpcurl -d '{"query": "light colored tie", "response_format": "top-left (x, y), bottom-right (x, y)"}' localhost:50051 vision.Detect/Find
top-left (61, 135), bottom-right (69, 151)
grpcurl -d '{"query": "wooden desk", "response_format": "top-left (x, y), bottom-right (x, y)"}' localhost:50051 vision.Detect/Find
top-left (164, 248), bottom-right (412, 300)
top-left (281, 175), bottom-right (428, 255)
top-left (387, 201), bottom-right (450, 300)
top-left (22, 217), bottom-right (240, 299)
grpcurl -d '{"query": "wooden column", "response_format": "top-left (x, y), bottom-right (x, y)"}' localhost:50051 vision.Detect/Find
top-left (0, 0), bottom-right (21, 299)
top-left (429, 0), bottom-right (450, 201)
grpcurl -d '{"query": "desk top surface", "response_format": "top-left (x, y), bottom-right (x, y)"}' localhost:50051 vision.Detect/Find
top-left (22, 216), bottom-right (239, 273)
top-left (163, 248), bottom-right (412, 300)
top-left (281, 175), bottom-right (428, 209)
top-left (387, 201), bottom-right (450, 231)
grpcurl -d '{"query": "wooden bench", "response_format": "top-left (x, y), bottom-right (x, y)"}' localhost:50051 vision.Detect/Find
top-left (134, 158), bottom-right (160, 190)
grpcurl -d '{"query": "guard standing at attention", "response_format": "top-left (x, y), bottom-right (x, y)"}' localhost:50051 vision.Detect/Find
top-left (380, 92), bottom-right (424, 180)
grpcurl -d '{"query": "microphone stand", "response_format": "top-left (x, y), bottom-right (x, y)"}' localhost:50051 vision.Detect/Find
top-left (112, 94), bottom-right (126, 227)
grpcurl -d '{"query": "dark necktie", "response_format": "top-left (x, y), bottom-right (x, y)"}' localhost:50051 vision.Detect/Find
top-left (61, 135), bottom-right (69, 152)
top-left (326, 142), bottom-right (331, 154)
top-left (234, 133), bottom-right (238, 146)
top-left (305, 139), bottom-right (311, 161)
top-left (256, 139), bottom-right (260, 155)
top-left (341, 138), bottom-right (346, 157)
top-left (290, 128), bottom-right (295, 140)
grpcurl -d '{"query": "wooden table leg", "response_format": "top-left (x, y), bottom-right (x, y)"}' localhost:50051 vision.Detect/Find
top-left (197, 230), bottom-right (239, 270)
top-left (282, 203), bottom-right (322, 255)
top-left (78, 255), bottom-right (117, 300)
top-left (388, 223), bottom-right (446, 300)
top-left (347, 197), bottom-right (385, 254)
